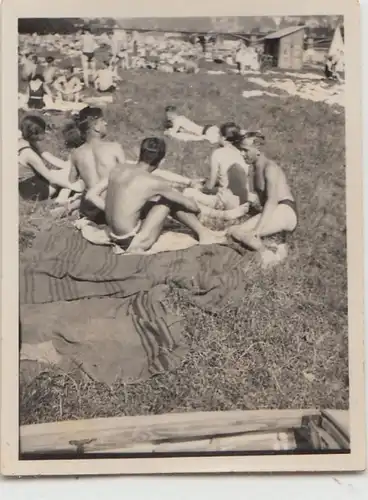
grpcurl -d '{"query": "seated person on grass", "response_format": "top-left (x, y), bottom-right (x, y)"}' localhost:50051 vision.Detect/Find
top-left (18, 115), bottom-right (84, 202)
top-left (94, 60), bottom-right (117, 93)
top-left (183, 123), bottom-right (259, 212)
top-left (64, 106), bottom-right (126, 224)
top-left (227, 140), bottom-right (298, 266)
top-left (164, 105), bottom-right (220, 144)
top-left (53, 66), bottom-right (83, 103)
top-left (85, 137), bottom-right (226, 253)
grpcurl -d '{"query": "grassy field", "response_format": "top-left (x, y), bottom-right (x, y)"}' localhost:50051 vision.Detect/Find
top-left (19, 66), bottom-right (348, 425)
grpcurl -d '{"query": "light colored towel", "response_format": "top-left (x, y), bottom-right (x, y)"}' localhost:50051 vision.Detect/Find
top-left (74, 219), bottom-right (198, 255)
top-left (242, 90), bottom-right (280, 98)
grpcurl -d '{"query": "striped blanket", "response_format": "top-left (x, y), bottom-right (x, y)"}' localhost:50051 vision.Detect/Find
top-left (20, 225), bottom-right (249, 385)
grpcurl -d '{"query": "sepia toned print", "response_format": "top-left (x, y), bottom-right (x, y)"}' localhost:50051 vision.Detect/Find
top-left (1, 0), bottom-right (365, 476)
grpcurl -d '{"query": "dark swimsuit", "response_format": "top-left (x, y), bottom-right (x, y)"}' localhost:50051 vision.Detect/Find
top-left (202, 124), bottom-right (214, 136)
top-left (83, 52), bottom-right (95, 63)
top-left (27, 83), bottom-right (46, 109)
top-left (278, 198), bottom-right (298, 233)
top-left (79, 195), bottom-right (106, 226)
top-left (18, 145), bottom-right (50, 201)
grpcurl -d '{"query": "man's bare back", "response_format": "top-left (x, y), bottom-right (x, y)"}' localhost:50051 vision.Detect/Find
top-left (105, 164), bottom-right (165, 235)
top-left (70, 139), bottom-right (125, 189)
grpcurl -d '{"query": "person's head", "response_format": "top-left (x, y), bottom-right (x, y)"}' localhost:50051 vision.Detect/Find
top-left (31, 55), bottom-right (38, 64)
top-left (165, 105), bottom-right (178, 121)
top-left (219, 122), bottom-right (244, 148)
top-left (62, 119), bottom-right (84, 149)
top-left (240, 143), bottom-right (261, 164)
top-left (46, 56), bottom-right (55, 65)
top-left (65, 65), bottom-right (77, 79)
top-left (138, 137), bottom-right (166, 170)
top-left (103, 59), bottom-right (110, 68)
top-left (20, 114), bottom-right (47, 144)
top-left (30, 73), bottom-right (45, 84)
top-left (77, 106), bottom-right (107, 139)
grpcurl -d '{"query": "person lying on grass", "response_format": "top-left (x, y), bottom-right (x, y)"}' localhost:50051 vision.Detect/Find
top-left (227, 139), bottom-right (298, 267)
top-left (94, 60), bottom-right (117, 93)
top-left (18, 115), bottom-right (84, 202)
top-left (163, 105), bottom-right (221, 144)
top-left (183, 123), bottom-right (262, 216)
top-left (85, 137), bottom-right (226, 253)
top-left (53, 66), bottom-right (83, 103)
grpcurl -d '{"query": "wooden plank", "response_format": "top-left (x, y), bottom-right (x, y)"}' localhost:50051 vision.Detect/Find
top-left (20, 409), bottom-right (319, 456)
top-left (99, 431), bottom-right (297, 454)
top-left (320, 410), bottom-right (350, 450)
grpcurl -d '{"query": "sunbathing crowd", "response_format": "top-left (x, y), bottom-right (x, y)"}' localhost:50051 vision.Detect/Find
top-left (18, 101), bottom-right (298, 268)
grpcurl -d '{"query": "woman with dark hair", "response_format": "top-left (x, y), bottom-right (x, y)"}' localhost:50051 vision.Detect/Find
top-left (25, 73), bottom-right (53, 110)
top-left (18, 114), bottom-right (84, 201)
top-left (181, 123), bottom-right (264, 222)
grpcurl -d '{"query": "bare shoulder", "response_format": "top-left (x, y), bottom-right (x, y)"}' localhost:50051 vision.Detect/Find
top-left (264, 158), bottom-right (281, 176)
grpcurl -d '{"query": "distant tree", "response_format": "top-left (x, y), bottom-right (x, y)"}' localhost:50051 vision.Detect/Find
top-left (18, 18), bottom-right (83, 34)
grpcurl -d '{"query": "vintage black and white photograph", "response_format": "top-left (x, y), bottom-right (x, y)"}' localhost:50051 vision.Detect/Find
top-left (0, 0), bottom-right (365, 476)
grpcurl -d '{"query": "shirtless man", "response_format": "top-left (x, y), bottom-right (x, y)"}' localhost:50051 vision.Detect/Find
top-left (66, 106), bottom-right (126, 223)
top-left (80, 27), bottom-right (98, 87)
top-left (86, 137), bottom-right (226, 252)
top-left (227, 141), bottom-right (298, 265)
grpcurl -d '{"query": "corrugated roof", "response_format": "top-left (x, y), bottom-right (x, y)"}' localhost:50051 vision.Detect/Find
top-left (264, 25), bottom-right (305, 40)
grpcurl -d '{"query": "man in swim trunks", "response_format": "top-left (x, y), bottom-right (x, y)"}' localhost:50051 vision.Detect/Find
top-left (85, 137), bottom-right (226, 252)
top-left (164, 105), bottom-right (220, 144)
top-left (65, 106), bottom-right (126, 224)
top-left (227, 141), bottom-right (298, 266)
top-left (80, 27), bottom-right (98, 87)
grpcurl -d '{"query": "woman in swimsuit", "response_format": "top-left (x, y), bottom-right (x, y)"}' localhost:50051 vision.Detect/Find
top-left (25, 73), bottom-right (53, 110)
top-left (18, 115), bottom-right (84, 201)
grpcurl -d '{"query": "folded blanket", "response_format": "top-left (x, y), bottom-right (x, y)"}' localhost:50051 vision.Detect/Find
top-left (74, 218), bottom-right (198, 255)
top-left (20, 225), bottom-right (250, 385)
top-left (20, 286), bottom-right (187, 386)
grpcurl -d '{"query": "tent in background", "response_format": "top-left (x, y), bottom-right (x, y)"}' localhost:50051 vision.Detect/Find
top-left (328, 24), bottom-right (344, 72)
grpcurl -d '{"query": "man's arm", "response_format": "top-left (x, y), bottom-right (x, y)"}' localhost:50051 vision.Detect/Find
top-left (155, 181), bottom-right (200, 214)
top-left (26, 150), bottom-right (82, 191)
top-left (41, 151), bottom-right (69, 170)
top-left (114, 143), bottom-right (126, 164)
top-left (205, 151), bottom-right (220, 190)
top-left (85, 177), bottom-right (109, 211)
top-left (254, 163), bottom-right (279, 235)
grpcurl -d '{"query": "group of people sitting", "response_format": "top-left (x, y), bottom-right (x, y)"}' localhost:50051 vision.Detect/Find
top-left (18, 104), bottom-right (298, 267)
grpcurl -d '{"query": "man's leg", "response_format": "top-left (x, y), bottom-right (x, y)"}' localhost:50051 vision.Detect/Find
top-left (182, 187), bottom-right (219, 208)
top-left (228, 204), bottom-right (297, 249)
top-left (81, 55), bottom-right (89, 87)
top-left (127, 203), bottom-right (171, 252)
top-left (172, 209), bottom-right (226, 245)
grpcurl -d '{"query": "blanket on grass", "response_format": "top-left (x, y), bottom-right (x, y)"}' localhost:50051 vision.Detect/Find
top-left (20, 225), bottom-right (249, 386)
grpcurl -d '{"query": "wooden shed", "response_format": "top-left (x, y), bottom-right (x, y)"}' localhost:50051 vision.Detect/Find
top-left (263, 25), bottom-right (306, 70)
